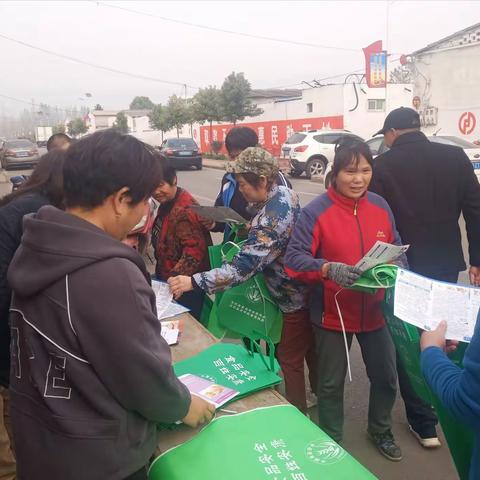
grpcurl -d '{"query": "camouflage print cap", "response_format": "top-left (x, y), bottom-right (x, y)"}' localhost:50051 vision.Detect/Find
top-left (232, 147), bottom-right (279, 178)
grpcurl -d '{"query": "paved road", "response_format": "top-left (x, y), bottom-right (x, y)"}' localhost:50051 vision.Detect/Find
top-left (0, 164), bottom-right (465, 479)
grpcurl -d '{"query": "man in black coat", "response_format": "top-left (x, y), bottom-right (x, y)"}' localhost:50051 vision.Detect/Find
top-left (370, 107), bottom-right (480, 448)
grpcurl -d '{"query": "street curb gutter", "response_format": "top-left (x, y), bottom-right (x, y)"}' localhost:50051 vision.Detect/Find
top-left (203, 159), bottom-right (227, 171)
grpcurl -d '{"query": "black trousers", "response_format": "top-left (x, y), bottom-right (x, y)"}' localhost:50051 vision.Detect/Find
top-left (124, 466), bottom-right (147, 480)
top-left (398, 270), bottom-right (459, 430)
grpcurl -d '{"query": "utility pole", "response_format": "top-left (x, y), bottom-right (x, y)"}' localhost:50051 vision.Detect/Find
top-left (385, 0), bottom-right (395, 111)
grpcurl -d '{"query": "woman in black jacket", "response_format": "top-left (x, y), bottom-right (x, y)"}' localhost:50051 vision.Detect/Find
top-left (0, 150), bottom-right (65, 478)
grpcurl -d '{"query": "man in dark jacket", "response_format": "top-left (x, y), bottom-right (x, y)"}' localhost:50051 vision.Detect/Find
top-left (370, 107), bottom-right (480, 449)
top-left (7, 130), bottom-right (214, 480)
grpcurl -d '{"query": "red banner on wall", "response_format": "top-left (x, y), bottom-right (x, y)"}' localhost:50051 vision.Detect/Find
top-left (199, 116), bottom-right (344, 156)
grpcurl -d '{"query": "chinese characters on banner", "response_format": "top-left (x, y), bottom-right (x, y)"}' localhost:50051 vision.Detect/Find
top-left (199, 115), bottom-right (344, 156)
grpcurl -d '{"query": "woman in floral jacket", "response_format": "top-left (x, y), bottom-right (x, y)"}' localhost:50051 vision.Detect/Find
top-left (152, 161), bottom-right (212, 318)
top-left (168, 147), bottom-right (317, 413)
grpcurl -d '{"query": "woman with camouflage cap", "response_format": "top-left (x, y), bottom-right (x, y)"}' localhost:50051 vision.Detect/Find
top-left (168, 147), bottom-right (317, 413)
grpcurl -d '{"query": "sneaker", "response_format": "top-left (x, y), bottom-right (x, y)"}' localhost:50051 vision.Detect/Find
top-left (409, 424), bottom-right (441, 448)
top-left (368, 431), bottom-right (403, 462)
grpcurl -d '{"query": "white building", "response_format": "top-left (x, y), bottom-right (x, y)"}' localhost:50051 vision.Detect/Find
top-left (88, 109), bottom-right (191, 146)
top-left (198, 83), bottom-right (413, 156)
top-left (409, 22), bottom-right (480, 141)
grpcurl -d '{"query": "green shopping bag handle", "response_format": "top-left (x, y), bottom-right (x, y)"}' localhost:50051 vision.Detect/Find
top-left (246, 336), bottom-right (276, 372)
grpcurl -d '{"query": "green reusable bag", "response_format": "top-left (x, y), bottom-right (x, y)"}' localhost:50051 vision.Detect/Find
top-left (149, 405), bottom-right (378, 480)
top-left (206, 240), bottom-right (247, 339)
top-left (174, 343), bottom-right (282, 400)
top-left (207, 239), bottom-right (284, 359)
top-left (383, 290), bottom-right (474, 480)
top-left (217, 275), bottom-right (283, 370)
top-left (350, 264), bottom-right (398, 294)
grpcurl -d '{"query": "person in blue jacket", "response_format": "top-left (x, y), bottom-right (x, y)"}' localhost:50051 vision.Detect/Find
top-left (421, 318), bottom-right (480, 480)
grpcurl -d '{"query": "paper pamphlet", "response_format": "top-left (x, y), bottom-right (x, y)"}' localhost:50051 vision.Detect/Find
top-left (355, 241), bottom-right (409, 273)
top-left (160, 319), bottom-right (181, 346)
top-left (151, 280), bottom-right (190, 320)
top-left (190, 205), bottom-right (247, 224)
top-left (158, 302), bottom-right (190, 320)
top-left (394, 268), bottom-right (480, 342)
top-left (160, 327), bottom-right (179, 346)
top-left (151, 280), bottom-right (173, 318)
top-left (178, 374), bottom-right (239, 408)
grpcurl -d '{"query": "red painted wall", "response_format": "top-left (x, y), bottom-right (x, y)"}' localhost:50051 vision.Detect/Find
top-left (198, 115), bottom-right (344, 156)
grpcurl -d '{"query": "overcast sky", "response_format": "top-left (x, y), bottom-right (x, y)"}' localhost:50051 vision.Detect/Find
top-left (0, 0), bottom-right (479, 115)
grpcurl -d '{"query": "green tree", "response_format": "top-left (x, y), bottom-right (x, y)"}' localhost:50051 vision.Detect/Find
top-left (67, 118), bottom-right (88, 137)
top-left (113, 112), bottom-right (129, 134)
top-left (129, 96), bottom-right (155, 110)
top-left (165, 95), bottom-right (188, 138)
top-left (94, 104), bottom-right (103, 111)
top-left (149, 104), bottom-right (171, 142)
top-left (192, 86), bottom-right (223, 148)
top-left (53, 124), bottom-right (66, 134)
top-left (220, 72), bottom-right (263, 125)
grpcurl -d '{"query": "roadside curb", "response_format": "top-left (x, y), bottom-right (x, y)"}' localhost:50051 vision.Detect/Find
top-left (203, 159), bottom-right (227, 171)
top-left (310, 174), bottom-right (325, 184)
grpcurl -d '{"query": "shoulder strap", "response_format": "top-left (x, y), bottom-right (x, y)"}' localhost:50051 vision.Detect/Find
top-left (222, 173), bottom-right (237, 208)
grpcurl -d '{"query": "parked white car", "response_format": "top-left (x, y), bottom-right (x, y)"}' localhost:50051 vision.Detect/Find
top-left (281, 130), bottom-right (364, 179)
top-left (324, 134), bottom-right (480, 188)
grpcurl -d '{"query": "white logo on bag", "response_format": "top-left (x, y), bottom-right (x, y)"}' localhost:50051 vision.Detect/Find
top-left (246, 285), bottom-right (262, 303)
top-left (305, 440), bottom-right (346, 465)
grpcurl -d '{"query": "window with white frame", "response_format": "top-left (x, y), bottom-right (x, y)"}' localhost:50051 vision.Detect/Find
top-left (306, 103), bottom-right (313, 113)
top-left (368, 99), bottom-right (386, 112)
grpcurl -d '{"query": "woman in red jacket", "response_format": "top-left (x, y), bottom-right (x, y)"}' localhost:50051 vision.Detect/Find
top-left (285, 141), bottom-right (405, 462)
top-left (151, 161), bottom-right (212, 319)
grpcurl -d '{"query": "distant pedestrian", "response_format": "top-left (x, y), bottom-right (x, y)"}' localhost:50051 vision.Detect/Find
top-left (370, 107), bottom-right (480, 448)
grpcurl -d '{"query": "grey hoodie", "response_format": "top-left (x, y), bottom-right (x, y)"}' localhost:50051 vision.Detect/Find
top-left (7, 206), bottom-right (190, 480)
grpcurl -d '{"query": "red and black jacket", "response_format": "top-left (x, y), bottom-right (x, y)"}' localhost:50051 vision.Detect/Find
top-left (285, 187), bottom-right (403, 333)
top-left (152, 188), bottom-right (212, 280)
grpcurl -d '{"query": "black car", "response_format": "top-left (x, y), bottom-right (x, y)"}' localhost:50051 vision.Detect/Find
top-left (158, 138), bottom-right (202, 170)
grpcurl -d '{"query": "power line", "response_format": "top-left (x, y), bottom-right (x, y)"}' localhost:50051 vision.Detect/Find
top-left (0, 93), bottom-right (71, 113)
top-left (0, 32), bottom-right (199, 89)
top-left (260, 55), bottom-right (403, 90)
top-left (93, 1), bottom-right (360, 53)
top-left (263, 68), bottom-right (365, 90)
